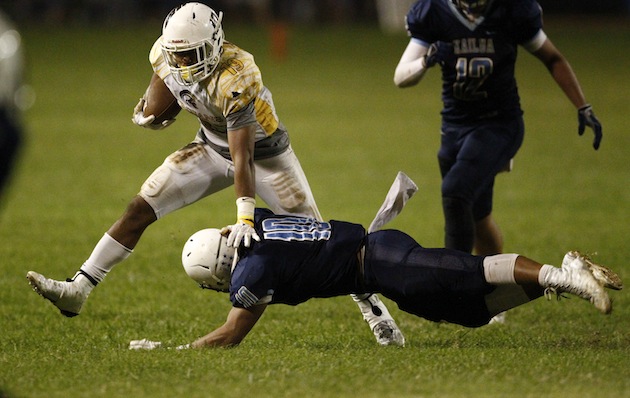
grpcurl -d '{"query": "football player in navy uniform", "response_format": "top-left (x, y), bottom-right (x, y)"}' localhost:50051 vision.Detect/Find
top-left (26, 2), bottom-right (404, 346)
top-left (130, 208), bottom-right (621, 349)
top-left (393, 0), bottom-right (602, 257)
top-left (0, 10), bottom-right (24, 204)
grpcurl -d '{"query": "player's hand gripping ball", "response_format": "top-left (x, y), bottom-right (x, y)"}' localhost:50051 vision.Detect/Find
top-left (132, 74), bottom-right (181, 130)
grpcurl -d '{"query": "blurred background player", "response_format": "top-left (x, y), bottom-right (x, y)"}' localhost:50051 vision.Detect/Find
top-left (131, 208), bottom-right (622, 349)
top-left (393, 0), bottom-right (603, 324)
top-left (0, 9), bottom-right (24, 206)
top-left (26, 2), bottom-right (403, 346)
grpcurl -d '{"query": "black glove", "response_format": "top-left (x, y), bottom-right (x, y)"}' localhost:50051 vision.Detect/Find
top-left (423, 42), bottom-right (449, 68)
top-left (578, 104), bottom-right (602, 150)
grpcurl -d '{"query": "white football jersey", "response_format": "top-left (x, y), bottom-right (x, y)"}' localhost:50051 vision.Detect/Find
top-left (149, 38), bottom-right (283, 150)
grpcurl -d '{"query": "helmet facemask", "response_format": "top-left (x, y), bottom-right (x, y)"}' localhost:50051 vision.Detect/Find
top-left (453, 0), bottom-right (489, 21)
top-left (161, 4), bottom-right (224, 85)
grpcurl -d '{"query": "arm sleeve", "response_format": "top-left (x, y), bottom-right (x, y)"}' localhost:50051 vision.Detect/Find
top-left (394, 39), bottom-right (431, 88)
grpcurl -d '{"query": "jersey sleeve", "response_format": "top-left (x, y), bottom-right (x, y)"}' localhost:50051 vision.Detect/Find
top-left (405, 0), bottom-right (438, 43)
top-left (226, 101), bottom-right (257, 131)
top-left (512, 0), bottom-right (544, 45)
top-left (229, 255), bottom-right (274, 308)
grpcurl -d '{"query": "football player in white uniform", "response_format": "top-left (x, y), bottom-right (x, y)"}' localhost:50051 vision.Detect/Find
top-left (26, 2), bottom-right (404, 346)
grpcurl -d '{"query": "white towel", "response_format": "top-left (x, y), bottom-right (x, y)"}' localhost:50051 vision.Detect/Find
top-left (368, 171), bottom-right (418, 233)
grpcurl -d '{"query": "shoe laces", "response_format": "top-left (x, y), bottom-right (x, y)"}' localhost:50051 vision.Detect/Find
top-left (544, 287), bottom-right (569, 302)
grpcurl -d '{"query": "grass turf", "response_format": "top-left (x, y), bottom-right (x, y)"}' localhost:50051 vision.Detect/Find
top-left (1, 17), bottom-right (629, 398)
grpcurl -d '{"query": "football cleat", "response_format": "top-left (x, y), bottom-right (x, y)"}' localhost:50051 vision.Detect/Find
top-left (372, 320), bottom-right (406, 347)
top-left (543, 263), bottom-right (613, 314)
top-left (561, 251), bottom-right (623, 291)
top-left (352, 293), bottom-right (406, 346)
top-left (26, 271), bottom-right (94, 317)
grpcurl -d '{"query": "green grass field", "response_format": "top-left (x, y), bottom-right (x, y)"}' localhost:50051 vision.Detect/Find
top-left (1, 17), bottom-right (629, 397)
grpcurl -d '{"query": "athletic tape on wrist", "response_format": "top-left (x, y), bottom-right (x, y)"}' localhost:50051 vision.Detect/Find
top-left (236, 197), bottom-right (255, 225)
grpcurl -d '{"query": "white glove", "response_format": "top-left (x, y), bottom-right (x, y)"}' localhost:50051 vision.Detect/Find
top-left (129, 339), bottom-right (162, 350)
top-left (129, 339), bottom-right (191, 350)
top-left (131, 98), bottom-right (175, 130)
top-left (223, 220), bottom-right (260, 248)
top-left (221, 197), bottom-right (261, 248)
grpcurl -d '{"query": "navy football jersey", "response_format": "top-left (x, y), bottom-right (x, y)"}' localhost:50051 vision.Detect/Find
top-left (229, 209), bottom-right (366, 308)
top-left (406, 0), bottom-right (543, 122)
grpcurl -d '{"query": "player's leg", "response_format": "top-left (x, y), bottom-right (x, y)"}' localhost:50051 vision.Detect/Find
top-left (366, 233), bottom-right (622, 328)
top-left (253, 145), bottom-right (321, 220)
top-left (472, 189), bottom-right (507, 323)
top-left (472, 185), bottom-right (503, 256)
top-left (254, 147), bottom-right (404, 346)
top-left (27, 142), bottom-right (233, 316)
top-left (439, 119), bottom-right (523, 254)
top-left (483, 253), bottom-right (622, 316)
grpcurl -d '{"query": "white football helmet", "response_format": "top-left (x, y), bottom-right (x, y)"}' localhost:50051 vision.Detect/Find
top-left (161, 3), bottom-right (224, 85)
top-left (182, 228), bottom-right (234, 292)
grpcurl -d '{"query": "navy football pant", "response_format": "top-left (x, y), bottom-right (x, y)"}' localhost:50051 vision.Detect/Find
top-left (438, 118), bottom-right (524, 252)
top-left (363, 230), bottom-right (495, 327)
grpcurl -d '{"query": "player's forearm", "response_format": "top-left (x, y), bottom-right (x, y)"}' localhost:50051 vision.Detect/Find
top-left (191, 326), bottom-right (244, 348)
top-left (228, 126), bottom-right (256, 198)
top-left (233, 161), bottom-right (255, 198)
top-left (550, 60), bottom-right (588, 109)
top-left (394, 58), bottom-right (428, 88)
top-left (191, 306), bottom-right (264, 348)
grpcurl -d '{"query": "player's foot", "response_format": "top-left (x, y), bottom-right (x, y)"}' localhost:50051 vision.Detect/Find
top-left (562, 251), bottom-right (623, 290)
top-left (543, 263), bottom-right (613, 314)
top-left (26, 271), bottom-right (94, 317)
top-left (352, 293), bottom-right (406, 346)
top-left (372, 320), bottom-right (406, 347)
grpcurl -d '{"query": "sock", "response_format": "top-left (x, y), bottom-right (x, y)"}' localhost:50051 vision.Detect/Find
top-left (79, 233), bottom-right (133, 284)
top-left (538, 264), bottom-right (556, 286)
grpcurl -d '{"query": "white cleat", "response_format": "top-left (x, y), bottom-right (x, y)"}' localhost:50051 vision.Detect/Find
top-left (562, 251), bottom-right (623, 291)
top-left (26, 271), bottom-right (94, 317)
top-left (544, 260), bottom-right (615, 314)
top-left (352, 293), bottom-right (406, 346)
top-left (372, 320), bottom-right (406, 347)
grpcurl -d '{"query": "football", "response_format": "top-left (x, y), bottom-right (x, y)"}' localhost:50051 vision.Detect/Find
top-left (144, 73), bottom-right (181, 124)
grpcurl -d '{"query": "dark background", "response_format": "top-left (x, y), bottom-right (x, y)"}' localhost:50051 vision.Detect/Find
top-left (1, 0), bottom-right (629, 28)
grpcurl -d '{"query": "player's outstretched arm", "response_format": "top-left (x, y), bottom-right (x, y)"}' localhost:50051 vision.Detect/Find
top-left (191, 304), bottom-right (267, 348)
top-left (225, 125), bottom-right (261, 248)
top-left (532, 38), bottom-right (602, 150)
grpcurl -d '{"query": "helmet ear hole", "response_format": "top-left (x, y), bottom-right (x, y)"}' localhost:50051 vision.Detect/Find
top-left (182, 228), bottom-right (235, 292)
